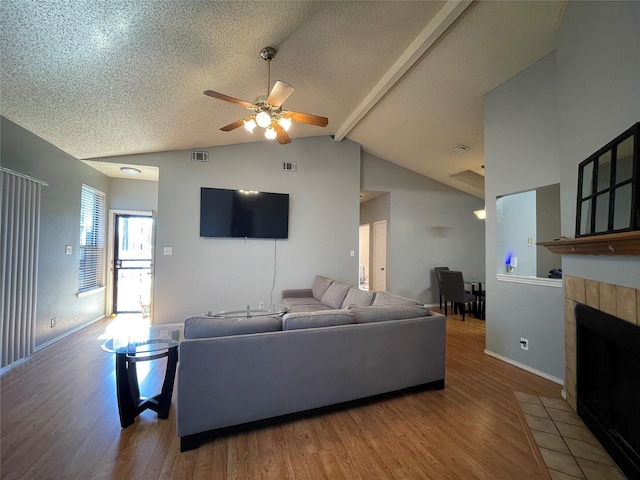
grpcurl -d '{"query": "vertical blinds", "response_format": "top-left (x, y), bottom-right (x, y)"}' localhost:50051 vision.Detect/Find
top-left (78, 184), bottom-right (105, 292)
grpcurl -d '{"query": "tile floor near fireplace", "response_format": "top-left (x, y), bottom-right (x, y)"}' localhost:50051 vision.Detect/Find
top-left (515, 392), bottom-right (626, 480)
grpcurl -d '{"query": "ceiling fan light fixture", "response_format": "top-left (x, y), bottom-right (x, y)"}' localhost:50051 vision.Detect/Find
top-left (278, 117), bottom-right (292, 132)
top-left (255, 111), bottom-right (271, 128)
top-left (264, 126), bottom-right (277, 140)
top-left (243, 117), bottom-right (257, 132)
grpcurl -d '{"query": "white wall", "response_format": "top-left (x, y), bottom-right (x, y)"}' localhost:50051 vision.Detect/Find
top-left (92, 136), bottom-right (361, 324)
top-left (361, 152), bottom-right (485, 304)
top-left (484, 52), bottom-right (565, 380)
top-left (557, 1), bottom-right (640, 288)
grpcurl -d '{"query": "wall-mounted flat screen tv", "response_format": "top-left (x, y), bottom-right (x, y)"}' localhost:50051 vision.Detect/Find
top-left (200, 187), bottom-right (289, 239)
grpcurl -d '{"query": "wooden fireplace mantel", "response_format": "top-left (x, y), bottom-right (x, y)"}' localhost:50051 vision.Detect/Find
top-left (537, 231), bottom-right (640, 256)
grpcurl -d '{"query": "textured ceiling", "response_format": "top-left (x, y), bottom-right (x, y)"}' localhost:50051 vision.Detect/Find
top-left (0, 1), bottom-right (566, 198)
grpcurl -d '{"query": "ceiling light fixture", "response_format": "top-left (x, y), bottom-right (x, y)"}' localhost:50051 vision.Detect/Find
top-left (243, 118), bottom-right (257, 132)
top-left (278, 116), bottom-right (291, 132)
top-left (255, 110), bottom-right (272, 128)
top-left (264, 126), bottom-right (277, 140)
top-left (474, 208), bottom-right (486, 220)
top-left (120, 166), bottom-right (141, 175)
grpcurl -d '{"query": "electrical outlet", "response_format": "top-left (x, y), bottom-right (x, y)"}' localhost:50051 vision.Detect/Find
top-left (520, 338), bottom-right (529, 351)
top-left (259, 302), bottom-right (265, 309)
top-left (528, 238), bottom-right (533, 247)
top-left (50, 317), bottom-right (56, 328)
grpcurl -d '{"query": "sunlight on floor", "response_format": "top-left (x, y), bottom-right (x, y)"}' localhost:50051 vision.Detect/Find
top-left (97, 313), bottom-right (152, 342)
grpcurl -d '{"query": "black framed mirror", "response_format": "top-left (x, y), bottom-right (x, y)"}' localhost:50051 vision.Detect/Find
top-left (575, 122), bottom-right (639, 237)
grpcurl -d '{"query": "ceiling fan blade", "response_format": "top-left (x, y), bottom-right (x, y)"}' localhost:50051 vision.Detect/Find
top-left (266, 81), bottom-right (294, 108)
top-left (285, 111), bottom-right (328, 128)
top-left (204, 90), bottom-right (254, 109)
top-left (272, 122), bottom-right (291, 145)
top-left (220, 116), bottom-right (254, 132)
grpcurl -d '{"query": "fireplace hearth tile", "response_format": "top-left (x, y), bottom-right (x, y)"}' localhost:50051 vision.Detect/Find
top-left (515, 392), bottom-right (626, 479)
top-left (525, 414), bottom-right (560, 434)
top-left (515, 391), bottom-right (544, 405)
top-left (575, 457), bottom-right (626, 480)
top-left (564, 438), bottom-right (613, 465)
top-left (546, 407), bottom-right (583, 426)
top-left (532, 430), bottom-right (571, 454)
top-left (540, 397), bottom-right (572, 412)
top-left (549, 470), bottom-right (584, 480)
top-left (539, 448), bottom-right (584, 477)
top-left (554, 422), bottom-right (599, 445)
top-left (520, 402), bottom-right (550, 418)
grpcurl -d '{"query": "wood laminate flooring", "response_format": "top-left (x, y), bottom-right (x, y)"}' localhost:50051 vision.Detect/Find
top-left (1, 311), bottom-right (562, 479)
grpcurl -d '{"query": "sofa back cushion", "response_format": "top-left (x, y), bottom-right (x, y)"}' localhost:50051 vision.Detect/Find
top-left (282, 309), bottom-right (355, 330)
top-left (372, 291), bottom-right (421, 306)
top-left (312, 275), bottom-right (334, 301)
top-left (350, 305), bottom-right (431, 323)
top-left (342, 287), bottom-right (375, 307)
top-left (184, 315), bottom-right (282, 339)
top-left (320, 281), bottom-right (351, 309)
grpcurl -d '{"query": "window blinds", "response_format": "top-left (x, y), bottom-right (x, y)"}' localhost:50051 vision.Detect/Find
top-left (78, 184), bottom-right (105, 292)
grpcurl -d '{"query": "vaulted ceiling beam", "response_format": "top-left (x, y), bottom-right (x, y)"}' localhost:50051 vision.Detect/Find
top-left (334, 0), bottom-right (473, 142)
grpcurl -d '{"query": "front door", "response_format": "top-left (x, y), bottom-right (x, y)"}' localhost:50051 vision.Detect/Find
top-left (113, 214), bottom-right (153, 314)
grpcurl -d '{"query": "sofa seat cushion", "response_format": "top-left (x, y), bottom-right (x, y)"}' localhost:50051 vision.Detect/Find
top-left (349, 305), bottom-right (431, 323)
top-left (184, 315), bottom-right (282, 339)
top-left (312, 275), bottom-right (334, 301)
top-left (320, 281), bottom-right (351, 309)
top-left (342, 287), bottom-right (375, 307)
top-left (282, 297), bottom-right (322, 307)
top-left (282, 309), bottom-right (355, 330)
top-left (372, 291), bottom-right (422, 306)
top-left (285, 304), bottom-right (334, 314)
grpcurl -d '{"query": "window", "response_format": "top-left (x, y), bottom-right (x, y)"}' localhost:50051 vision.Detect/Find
top-left (78, 184), bottom-right (106, 293)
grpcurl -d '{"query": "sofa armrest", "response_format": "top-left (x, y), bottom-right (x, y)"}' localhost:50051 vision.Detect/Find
top-left (282, 288), bottom-right (313, 299)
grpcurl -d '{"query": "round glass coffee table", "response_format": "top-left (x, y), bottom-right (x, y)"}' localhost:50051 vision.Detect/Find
top-left (102, 329), bottom-right (180, 428)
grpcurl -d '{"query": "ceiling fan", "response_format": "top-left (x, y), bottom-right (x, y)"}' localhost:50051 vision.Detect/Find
top-left (204, 47), bottom-right (328, 145)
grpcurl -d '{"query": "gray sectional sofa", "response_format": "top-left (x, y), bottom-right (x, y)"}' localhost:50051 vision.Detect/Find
top-left (177, 276), bottom-right (446, 451)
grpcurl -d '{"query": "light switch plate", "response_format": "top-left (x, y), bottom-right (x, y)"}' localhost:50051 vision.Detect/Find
top-left (65, 245), bottom-right (72, 255)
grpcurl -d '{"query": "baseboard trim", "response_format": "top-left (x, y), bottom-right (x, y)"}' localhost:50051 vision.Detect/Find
top-left (35, 315), bottom-right (106, 353)
top-left (484, 349), bottom-right (564, 385)
top-left (1, 315), bottom-right (106, 376)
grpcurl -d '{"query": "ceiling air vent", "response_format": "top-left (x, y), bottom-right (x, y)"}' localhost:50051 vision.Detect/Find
top-left (282, 162), bottom-right (297, 172)
top-left (191, 151), bottom-right (209, 162)
top-left (451, 145), bottom-right (470, 155)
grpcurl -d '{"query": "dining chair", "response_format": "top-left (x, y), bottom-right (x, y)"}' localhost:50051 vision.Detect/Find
top-left (440, 270), bottom-right (477, 321)
top-left (434, 267), bottom-right (449, 309)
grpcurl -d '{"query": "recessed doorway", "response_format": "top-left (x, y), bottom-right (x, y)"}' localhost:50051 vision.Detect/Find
top-left (113, 214), bottom-right (154, 315)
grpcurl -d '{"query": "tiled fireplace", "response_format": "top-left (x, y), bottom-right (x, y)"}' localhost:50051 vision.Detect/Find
top-left (564, 275), bottom-right (640, 478)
